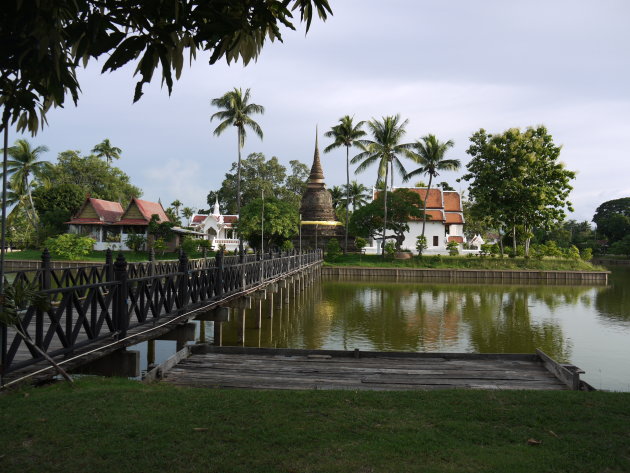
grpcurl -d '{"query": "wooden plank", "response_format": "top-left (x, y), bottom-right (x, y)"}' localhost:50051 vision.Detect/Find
top-left (536, 349), bottom-right (580, 390)
top-left (144, 345), bottom-right (191, 382)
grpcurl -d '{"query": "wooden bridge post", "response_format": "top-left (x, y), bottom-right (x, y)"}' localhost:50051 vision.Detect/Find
top-left (178, 250), bottom-right (189, 309)
top-left (215, 249), bottom-right (224, 298)
top-left (113, 253), bottom-right (129, 337)
top-left (105, 248), bottom-right (114, 282)
top-left (148, 247), bottom-right (155, 277)
top-left (36, 249), bottom-right (51, 348)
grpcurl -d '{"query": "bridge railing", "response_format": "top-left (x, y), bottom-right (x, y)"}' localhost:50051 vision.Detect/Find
top-left (1, 249), bottom-right (322, 379)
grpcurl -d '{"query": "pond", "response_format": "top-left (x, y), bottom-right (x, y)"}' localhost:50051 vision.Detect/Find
top-left (137, 266), bottom-right (630, 392)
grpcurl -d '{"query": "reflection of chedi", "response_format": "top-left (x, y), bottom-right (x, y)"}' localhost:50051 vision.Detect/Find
top-left (299, 130), bottom-right (345, 249)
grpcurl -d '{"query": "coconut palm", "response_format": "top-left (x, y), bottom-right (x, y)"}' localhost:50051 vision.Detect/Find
top-left (324, 116), bottom-right (366, 253)
top-left (7, 139), bottom-right (51, 227)
top-left (91, 138), bottom-right (122, 164)
top-left (329, 185), bottom-right (344, 210)
top-left (351, 115), bottom-right (412, 257)
top-left (171, 199), bottom-right (182, 217)
top-left (210, 87), bottom-right (264, 255)
top-left (182, 206), bottom-right (194, 223)
top-left (342, 180), bottom-right (371, 210)
top-left (404, 134), bottom-right (460, 239)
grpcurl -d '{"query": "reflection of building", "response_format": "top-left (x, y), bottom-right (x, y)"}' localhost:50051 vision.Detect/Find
top-left (299, 133), bottom-right (345, 250)
top-left (189, 198), bottom-right (239, 251)
top-left (364, 187), bottom-right (466, 255)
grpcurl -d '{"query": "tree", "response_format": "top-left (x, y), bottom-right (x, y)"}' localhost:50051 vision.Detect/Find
top-left (437, 181), bottom-right (455, 191)
top-left (329, 186), bottom-right (344, 210)
top-left (343, 181), bottom-right (371, 210)
top-left (1, 0), bottom-right (332, 136)
top-left (348, 189), bottom-right (424, 250)
top-left (32, 181), bottom-right (85, 240)
top-left (352, 115), bottom-right (412, 256)
top-left (593, 198), bottom-right (630, 243)
top-left (208, 153), bottom-right (308, 213)
top-left (324, 115), bottom-right (366, 253)
top-left (609, 235), bottom-right (630, 257)
top-left (461, 126), bottom-right (575, 256)
top-left (91, 139), bottom-right (121, 164)
top-left (182, 206), bottom-right (194, 224)
top-left (147, 214), bottom-right (175, 244)
top-left (404, 134), bottom-right (460, 241)
top-left (170, 199), bottom-right (182, 217)
top-left (6, 139), bottom-right (51, 228)
top-left (210, 87), bottom-right (265, 255)
top-left (236, 197), bottom-right (298, 250)
top-left (47, 150), bottom-right (142, 203)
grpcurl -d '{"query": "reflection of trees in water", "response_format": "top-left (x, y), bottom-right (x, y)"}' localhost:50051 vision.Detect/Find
top-left (462, 288), bottom-right (572, 362)
top-left (595, 268), bottom-right (630, 322)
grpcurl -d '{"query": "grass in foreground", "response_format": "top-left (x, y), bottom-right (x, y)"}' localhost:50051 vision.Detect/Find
top-left (1, 378), bottom-right (629, 473)
top-left (325, 254), bottom-right (605, 271)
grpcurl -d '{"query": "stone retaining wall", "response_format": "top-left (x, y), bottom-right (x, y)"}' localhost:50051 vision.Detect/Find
top-left (322, 266), bottom-right (609, 284)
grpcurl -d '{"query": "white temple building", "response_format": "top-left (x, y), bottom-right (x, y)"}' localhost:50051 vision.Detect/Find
top-left (189, 199), bottom-right (240, 251)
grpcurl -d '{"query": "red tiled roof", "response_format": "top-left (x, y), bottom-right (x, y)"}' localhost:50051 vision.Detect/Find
top-left (445, 212), bottom-right (464, 224)
top-left (413, 210), bottom-right (444, 221)
top-left (443, 192), bottom-right (462, 212)
top-left (134, 199), bottom-right (170, 223)
top-left (448, 236), bottom-right (464, 243)
top-left (223, 215), bottom-right (238, 224)
top-left (91, 198), bottom-right (124, 221)
top-left (406, 188), bottom-right (443, 208)
top-left (192, 215), bottom-right (206, 223)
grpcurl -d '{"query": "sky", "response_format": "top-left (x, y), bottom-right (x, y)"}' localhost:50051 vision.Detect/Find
top-left (12, 0), bottom-right (630, 221)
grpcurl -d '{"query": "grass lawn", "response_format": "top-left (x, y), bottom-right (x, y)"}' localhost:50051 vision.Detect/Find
top-left (325, 254), bottom-right (605, 272)
top-left (0, 378), bottom-right (628, 473)
top-left (3, 249), bottom-right (215, 263)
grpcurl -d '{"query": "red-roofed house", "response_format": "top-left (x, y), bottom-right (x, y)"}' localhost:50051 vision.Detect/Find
top-left (368, 187), bottom-right (466, 255)
top-left (188, 198), bottom-right (240, 251)
top-left (66, 197), bottom-right (172, 251)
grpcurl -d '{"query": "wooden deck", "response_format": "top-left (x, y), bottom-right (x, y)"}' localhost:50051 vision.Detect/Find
top-left (160, 346), bottom-right (575, 391)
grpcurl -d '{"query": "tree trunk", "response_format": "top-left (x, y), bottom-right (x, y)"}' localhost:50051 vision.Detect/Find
top-left (381, 161), bottom-right (390, 258)
top-left (1, 121), bottom-right (8, 295)
top-left (344, 145), bottom-right (349, 254)
top-left (421, 174), bottom-right (434, 239)
top-left (237, 126), bottom-right (243, 256)
top-left (512, 225), bottom-right (517, 254)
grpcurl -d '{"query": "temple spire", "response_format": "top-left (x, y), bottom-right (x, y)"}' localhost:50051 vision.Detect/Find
top-left (307, 126), bottom-right (325, 188)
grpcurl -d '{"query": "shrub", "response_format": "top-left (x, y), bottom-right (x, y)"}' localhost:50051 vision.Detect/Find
top-left (45, 234), bottom-right (95, 260)
top-left (125, 232), bottom-right (147, 252)
top-left (566, 245), bottom-right (581, 260)
top-left (325, 238), bottom-right (342, 261)
top-left (280, 240), bottom-right (294, 252)
top-left (181, 237), bottom-right (198, 255)
top-left (383, 241), bottom-right (396, 259)
top-left (543, 240), bottom-right (564, 257)
top-left (415, 235), bottom-right (427, 256)
top-left (446, 240), bottom-right (459, 256)
top-left (580, 247), bottom-right (593, 261)
top-left (354, 237), bottom-right (367, 253)
top-left (153, 238), bottom-right (167, 255)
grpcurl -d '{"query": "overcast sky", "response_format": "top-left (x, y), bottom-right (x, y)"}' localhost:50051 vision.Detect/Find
top-left (13, 0), bottom-right (630, 221)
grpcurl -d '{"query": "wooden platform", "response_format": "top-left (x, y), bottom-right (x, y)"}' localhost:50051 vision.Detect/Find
top-left (161, 346), bottom-right (575, 391)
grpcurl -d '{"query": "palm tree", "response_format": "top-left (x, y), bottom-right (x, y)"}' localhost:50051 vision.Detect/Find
top-left (324, 116), bottom-right (366, 253)
top-left (91, 138), bottom-right (122, 164)
top-left (7, 139), bottom-right (51, 228)
top-left (343, 180), bottom-right (371, 210)
top-left (329, 185), bottom-right (344, 210)
top-left (210, 87), bottom-right (264, 255)
top-left (171, 199), bottom-right (182, 217)
top-left (404, 134), bottom-right (460, 240)
top-left (352, 115), bottom-right (412, 257)
top-left (182, 206), bottom-right (194, 224)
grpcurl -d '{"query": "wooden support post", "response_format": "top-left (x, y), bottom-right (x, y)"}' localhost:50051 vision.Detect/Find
top-left (199, 320), bottom-right (206, 343)
top-left (268, 291), bottom-right (274, 319)
top-left (147, 339), bottom-right (156, 369)
top-left (240, 307), bottom-right (246, 346)
top-left (148, 247), bottom-right (155, 277)
top-left (253, 299), bottom-right (262, 328)
top-left (177, 250), bottom-right (189, 309)
top-left (37, 249), bottom-right (51, 348)
top-left (215, 249), bottom-right (224, 298)
top-left (113, 253), bottom-right (128, 337)
top-left (105, 248), bottom-right (114, 282)
top-left (213, 321), bottom-right (223, 346)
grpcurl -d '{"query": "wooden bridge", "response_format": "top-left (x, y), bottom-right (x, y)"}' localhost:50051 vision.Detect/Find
top-left (0, 249), bottom-right (322, 386)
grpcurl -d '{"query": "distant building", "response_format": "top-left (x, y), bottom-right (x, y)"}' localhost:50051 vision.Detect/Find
top-left (189, 198), bottom-right (239, 252)
top-left (66, 197), bottom-right (195, 251)
top-left (364, 187), bottom-right (466, 255)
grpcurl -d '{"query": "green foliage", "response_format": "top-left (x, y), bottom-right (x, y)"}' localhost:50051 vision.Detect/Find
top-left (47, 151), bottom-right (141, 203)
top-left (147, 214), bottom-right (175, 242)
top-left (608, 235), bottom-right (630, 257)
top-left (153, 238), bottom-right (167, 256)
top-left (580, 248), bottom-right (593, 261)
top-left (567, 245), bottom-right (581, 260)
top-left (354, 237), bottom-right (367, 253)
top-left (180, 237), bottom-right (199, 255)
top-left (125, 232), bottom-right (147, 253)
top-left (592, 198), bottom-right (630, 237)
top-left (2, 1), bottom-right (331, 135)
top-left (325, 238), bottom-right (342, 261)
top-left (462, 126), bottom-right (575, 255)
top-left (236, 197), bottom-right (298, 250)
top-left (446, 240), bottom-right (459, 256)
top-left (416, 235), bottom-right (428, 255)
top-left (280, 240), bottom-right (294, 252)
top-left (208, 154), bottom-right (309, 214)
top-left (45, 234), bottom-right (95, 260)
top-left (383, 241), bottom-right (396, 258)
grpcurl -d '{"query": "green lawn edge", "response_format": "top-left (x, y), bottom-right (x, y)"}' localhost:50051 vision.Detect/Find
top-left (323, 254), bottom-right (606, 272)
top-left (1, 378), bottom-right (628, 473)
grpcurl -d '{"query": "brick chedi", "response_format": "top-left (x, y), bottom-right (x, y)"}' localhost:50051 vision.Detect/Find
top-left (298, 130), bottom-right (346, 250)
